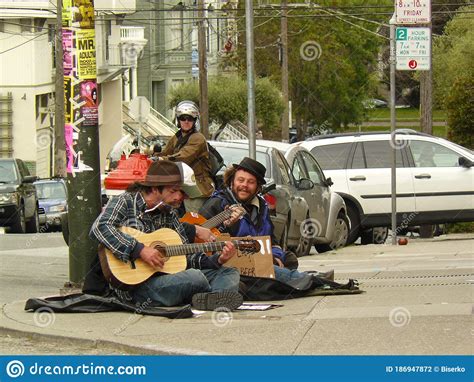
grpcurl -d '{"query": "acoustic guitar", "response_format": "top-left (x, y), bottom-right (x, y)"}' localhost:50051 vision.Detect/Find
top-left (99, 226), bottom-right (260, 287)
top-left (179, 204), bottom-right (246, 240)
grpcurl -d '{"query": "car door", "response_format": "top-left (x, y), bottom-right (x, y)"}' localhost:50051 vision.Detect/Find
top-left (271, 150), bottom-right (307, 244)
top-left (346, 139), bottom-right (416, 215)
top-left (16, 159), bottom-right (36, 218)
top-left (407, 139), bottom-right (474, 218)
top-left (292, 150), bottom-right (331, 237)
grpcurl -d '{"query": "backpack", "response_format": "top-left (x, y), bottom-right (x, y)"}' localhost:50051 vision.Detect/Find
top-left (207, 142), bottom-right (225, 178)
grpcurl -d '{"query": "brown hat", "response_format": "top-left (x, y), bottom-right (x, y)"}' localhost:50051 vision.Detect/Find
top-left (138, 160), bottom-right (182, 187)
top-left (138, 160), bottom-right (203, 198)
top-left (232, 157), bottom-right (267, 184)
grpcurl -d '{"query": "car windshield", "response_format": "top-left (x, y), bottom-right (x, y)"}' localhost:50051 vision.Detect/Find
top-left (0, 161), bottom-right (18, 184)
top-left (214, 146), bottom-right (270, 178)
top-left (35, 182), bottom-right (67, 199)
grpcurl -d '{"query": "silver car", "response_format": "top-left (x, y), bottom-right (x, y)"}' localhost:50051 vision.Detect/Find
top-left (211, 140), bottom-right (349, 255)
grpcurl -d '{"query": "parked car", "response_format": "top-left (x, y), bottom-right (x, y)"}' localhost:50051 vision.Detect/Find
top-left (211, 140), bottom-right (349, 255)
top-left (34, 178), bottom-right (67, 231)
top-left (299, 130), bottom-right (474, 244)
top-left (0, 158), bottom-right (39, 233)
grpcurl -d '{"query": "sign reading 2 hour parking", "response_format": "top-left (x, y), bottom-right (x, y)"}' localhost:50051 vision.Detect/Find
top-left (396, 27), bottom-right (431, 71)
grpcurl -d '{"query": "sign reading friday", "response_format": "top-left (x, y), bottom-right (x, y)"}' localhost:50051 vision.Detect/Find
top-left (396, 27), bottom-right (431, 71)
top-left (395, 0), bottom-right (431, 24)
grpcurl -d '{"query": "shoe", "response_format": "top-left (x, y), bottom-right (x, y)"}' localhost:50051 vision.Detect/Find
top-left (192, 291), bottom-right (243, 311)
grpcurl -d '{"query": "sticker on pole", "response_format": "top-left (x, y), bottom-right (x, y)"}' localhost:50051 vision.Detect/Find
top-left (396, 27), bottom-right (431, 71)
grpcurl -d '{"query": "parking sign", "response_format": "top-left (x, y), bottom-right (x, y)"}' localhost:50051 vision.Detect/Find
top-left (396, 27), bottom-right (431, 71)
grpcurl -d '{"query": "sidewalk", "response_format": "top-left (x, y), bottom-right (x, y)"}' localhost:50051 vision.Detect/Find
top-left (1, 234), bottom-right (473, 355)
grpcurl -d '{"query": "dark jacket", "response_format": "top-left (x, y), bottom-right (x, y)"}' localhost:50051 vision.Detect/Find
top-left (199, 188), bottom-right (286, 262)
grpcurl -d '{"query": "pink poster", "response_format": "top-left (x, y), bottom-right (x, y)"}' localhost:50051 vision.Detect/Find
top-left (62, 29), bottom-right (74, 76)
top-left (65, 123), bottom-right (75, 174)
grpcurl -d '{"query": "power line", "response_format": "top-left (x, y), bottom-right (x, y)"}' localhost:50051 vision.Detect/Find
top-left (0, 32), bottom-right (48, 55)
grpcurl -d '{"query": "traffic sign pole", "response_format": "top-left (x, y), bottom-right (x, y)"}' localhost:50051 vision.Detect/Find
top-left (390, 14), bottom-right (397, 246)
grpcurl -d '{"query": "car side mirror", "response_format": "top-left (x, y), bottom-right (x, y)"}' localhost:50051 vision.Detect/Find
top-left (262, 182), bottom-right (276, 195)
top-left (324, 177), bottom-right (334, 187)
top-left (458, 157), bottom-right (473, 168)
top-left (23, 176), bottom-right (38, 184)
top-left (297, 178), bottom-right (314, 190)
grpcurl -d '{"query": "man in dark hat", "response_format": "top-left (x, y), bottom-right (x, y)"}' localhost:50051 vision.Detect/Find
top-left (199, 157), bottom-right (334, 285)
top-left (89, 160), bottom-right (243, 311)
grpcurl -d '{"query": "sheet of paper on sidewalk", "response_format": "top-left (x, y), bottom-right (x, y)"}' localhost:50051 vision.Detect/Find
top-left (223, 236), bottom-right (275, 278)
top-left (237, 303), bottom-right (283, 311)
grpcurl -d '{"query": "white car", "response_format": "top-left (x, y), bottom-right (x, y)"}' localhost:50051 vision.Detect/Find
top-left (298, 131), bottom-right (474, 244)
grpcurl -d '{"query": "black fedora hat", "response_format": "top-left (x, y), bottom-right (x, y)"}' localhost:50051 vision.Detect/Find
top-left (232, 157), bottom-right (267, 184)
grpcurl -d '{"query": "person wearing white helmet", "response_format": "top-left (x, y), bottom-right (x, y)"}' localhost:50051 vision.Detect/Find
top-left (155, 101), bottom-right (214, 212)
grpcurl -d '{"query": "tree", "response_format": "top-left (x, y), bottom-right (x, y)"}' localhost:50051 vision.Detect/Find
top-left (433, 5), bottom-right (474, 108)
top-left (228, 0), bottom-right (384, 138)
top-left (446, 75), bottom-right (473, 149)
top-left (168, 75), bottom-right (283, 135)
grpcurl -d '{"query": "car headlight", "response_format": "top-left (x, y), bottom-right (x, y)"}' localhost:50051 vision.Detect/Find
top-left (0, 193), bottom-right (17, 204)
top-left (49, 204), bottom-right (66, 212)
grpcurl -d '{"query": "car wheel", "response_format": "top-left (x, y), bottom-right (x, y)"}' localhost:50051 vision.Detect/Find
top-left (10, 206), bottom-right (26, 234)
top-left (25, 209), bottom-right (39, 233)
top-left (419, 224), bottom-right (435, 238)
top-left (361, 227), bottom-right (388, 244)
top-left (295, 215), bottom-right (314, 257)
top-left (315, 214), bottom-right (349, 253)
top-left (346, 203), bottom-right (361, 245)
top-left (61, 214), bottom-right (69, 246)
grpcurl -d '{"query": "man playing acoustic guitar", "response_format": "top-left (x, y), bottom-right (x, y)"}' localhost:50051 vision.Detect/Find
top-left (89, 160), bottom-right (243, 311)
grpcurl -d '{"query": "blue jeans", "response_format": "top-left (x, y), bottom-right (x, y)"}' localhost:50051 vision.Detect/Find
top-left (133, 267), bottom-right (240, 307)
top-left (273, 266), bottom-right (306, 283)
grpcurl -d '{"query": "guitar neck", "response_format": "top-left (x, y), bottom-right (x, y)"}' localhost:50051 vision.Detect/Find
top-left (200, 209), bottom-right (233, 229)
top-left (162, 240), bottom-right (239, 257)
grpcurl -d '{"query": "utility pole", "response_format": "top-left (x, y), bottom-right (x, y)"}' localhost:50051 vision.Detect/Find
top-left (246, 0), bottom-right (256, 159)
top-left (54, 0), bottom-right (66, 177)
top-left (420, 22), bottom-right (433, 134)
top-left (389, 14), bottom-right (397, 246)
top-left (280, 0), bottom-right (289, 143)
top-left (198, 0), bottom-right (209, 138)
top-left (62, 0), bottom-right (102, 286)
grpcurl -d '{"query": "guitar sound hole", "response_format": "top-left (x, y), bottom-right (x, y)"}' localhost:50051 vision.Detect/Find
top-left (152, 242), bottom-right (168, 262)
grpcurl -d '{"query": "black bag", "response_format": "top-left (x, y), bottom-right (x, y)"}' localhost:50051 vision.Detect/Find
top-left (207, 142), bottom-right (225, 178)
top-left (25, 293), bottom-right (193, 318)
top-left (239, 274), bottom-right (362, 301)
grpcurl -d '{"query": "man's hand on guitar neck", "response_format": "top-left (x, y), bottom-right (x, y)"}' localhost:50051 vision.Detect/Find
top-left (217, 241), bottom-right (237, 265)
top-left (223, 205), bottom-right (245, 227)
top-left (139, 246), bottom-right (165, 269)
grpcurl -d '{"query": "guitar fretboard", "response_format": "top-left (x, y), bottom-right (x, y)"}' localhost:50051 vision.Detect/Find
top-left (157, 240), bottom-right (249, 257)
top-left (201, 209), bottom-right (234, 229)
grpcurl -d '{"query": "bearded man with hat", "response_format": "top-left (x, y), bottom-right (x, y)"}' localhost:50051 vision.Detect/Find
top-left (88, 160), bottom-right (243, 311)
top-left (199, 157), bottom-right (335, 286)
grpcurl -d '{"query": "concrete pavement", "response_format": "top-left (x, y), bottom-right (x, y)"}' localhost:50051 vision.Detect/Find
top-left (0, 233), bottom-right (472, 355)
